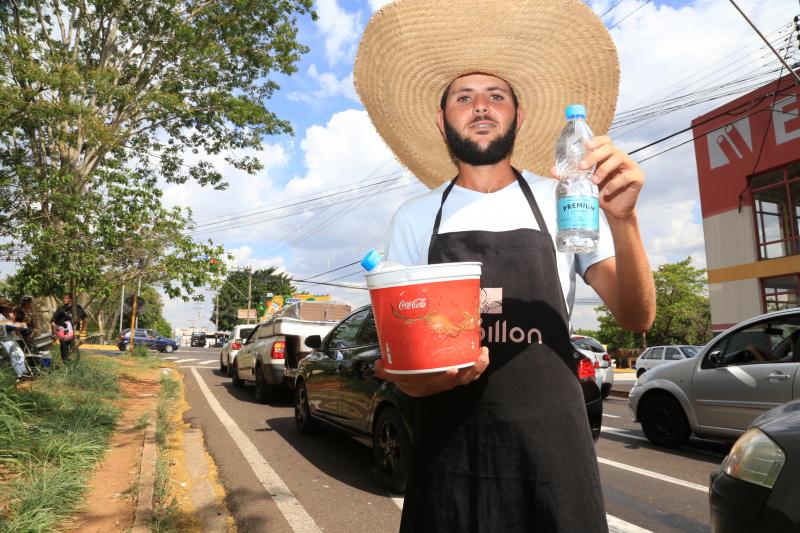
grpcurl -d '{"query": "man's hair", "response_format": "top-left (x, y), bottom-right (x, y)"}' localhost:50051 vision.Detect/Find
top-left (440, 77), bottom-right (519, 111)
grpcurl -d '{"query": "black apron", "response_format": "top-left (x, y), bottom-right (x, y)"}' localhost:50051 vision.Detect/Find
top-left (400, 171), bottom-right (607, 533)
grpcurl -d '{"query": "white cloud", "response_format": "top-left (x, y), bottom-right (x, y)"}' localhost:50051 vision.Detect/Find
top-left (287, 65), bottom-right (359, 103)
top-left (368, 0), bottom-right (392, 11)
top-left (315, 0), bottom-right (361, 67)
top-left (160, 143), bottom-right (288, 240)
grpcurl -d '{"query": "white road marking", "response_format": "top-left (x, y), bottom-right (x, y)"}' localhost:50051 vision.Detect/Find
top-left (602, 413), bottom-right (620, 418)
top-left (601, 426), bottom-right (727, 459)
top-left (607, 514), bottom-right (652, 533)
top-left (602, 426), bottom-right (649, 443)
top-left (597, 457), bottom-right (708, 492)
top-left (389, 495), bottom-right (646, 532)
top-left (190, 367), bottom-right (321, 532)
top-left (163, 356), bottom-right (179, 360)
top-left (173, 358), bottom-right (199, 363)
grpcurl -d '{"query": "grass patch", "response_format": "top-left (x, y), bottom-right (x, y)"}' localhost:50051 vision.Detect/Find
top-left (150, 372), bottom-right (185, 532)
top-left (133, 413), bottom-right (150, 431)
top-left (0, 358), bottom-right (122, 532)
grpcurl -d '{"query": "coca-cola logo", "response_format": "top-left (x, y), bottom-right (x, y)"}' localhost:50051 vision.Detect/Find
top-left (398, 297), bottom-right (427, 310)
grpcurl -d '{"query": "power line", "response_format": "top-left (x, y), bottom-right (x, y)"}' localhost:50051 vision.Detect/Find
top-left (608, 0), bottom-right (652, 30)
top-left (600, 0), bottom-right (627, 18)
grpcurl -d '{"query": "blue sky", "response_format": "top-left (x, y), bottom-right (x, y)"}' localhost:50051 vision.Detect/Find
top-left (159, 0), bottom-right (800, 331)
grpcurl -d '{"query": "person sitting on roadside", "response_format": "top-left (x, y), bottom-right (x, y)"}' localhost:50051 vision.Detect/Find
top-left (14, 296), bottom-right (38, 352)
top-left (0, 299), bottom-right (33, 380)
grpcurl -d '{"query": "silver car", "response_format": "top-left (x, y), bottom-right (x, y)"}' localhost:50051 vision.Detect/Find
top-left (629, 308), bottom-right (800, 447)
top-left (634, 345), bottom-right (703, 378)
top-left (219, 324), bottom-right (255, 377)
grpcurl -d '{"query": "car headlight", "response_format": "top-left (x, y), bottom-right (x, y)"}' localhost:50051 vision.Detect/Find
top-left (721, 428), bottom-right (785, 489)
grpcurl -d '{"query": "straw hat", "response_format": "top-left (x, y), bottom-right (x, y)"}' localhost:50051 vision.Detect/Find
top-left (354, 0), bottom-right (619, 189)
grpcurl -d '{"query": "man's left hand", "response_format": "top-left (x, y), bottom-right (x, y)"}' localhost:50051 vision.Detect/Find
top-left (551, 135), bottom-right (643, 220)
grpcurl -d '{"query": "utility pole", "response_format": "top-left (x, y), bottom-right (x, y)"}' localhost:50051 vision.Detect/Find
top-left (728, 0), bottom-right (800, 84)
top-left (119, 284), bottom-right (125, 333)
top-left (247, 267), bottom-right (253, 324)
top-left (215, 294), bottom-right (219, 332)
top-left (134, 278), bottom-right (142, 330)
top-left (128, 291), bottom-right (138, 352)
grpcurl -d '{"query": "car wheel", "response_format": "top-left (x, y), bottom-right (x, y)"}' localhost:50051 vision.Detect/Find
top-left (373, 407), bottom-right (411, 494)
top-left (164, 345), bottom-right (174, 354)
top-left (232, 360), bottom-right (244, 388)
top-left (295, 381), bottom-right (320, 434)
top-left (636, 368), bottom-right (646, 379)
top-left (640, 393), bottom-right (690, 448)
top-left (253, 364), bottom-right (274, 404)
top-left (219, 354), bottom-right (227, 374)
top-left (601, 383), bottom-right (612, 399)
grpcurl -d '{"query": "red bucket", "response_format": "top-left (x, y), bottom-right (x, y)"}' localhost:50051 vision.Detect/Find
top-left (366, 262), bottom-right (482, 374)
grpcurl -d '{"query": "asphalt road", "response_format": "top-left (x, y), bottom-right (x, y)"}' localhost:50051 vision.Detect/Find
top-left (170, 348), bottom-right (731, 533)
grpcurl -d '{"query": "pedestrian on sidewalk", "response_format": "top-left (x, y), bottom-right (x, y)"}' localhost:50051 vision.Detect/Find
top-left (50, 293), bottom-right (86, 364)
top-left (354, 1), bottom-right (656, 531)
top-left (0, 299), bottom-right (33, 380)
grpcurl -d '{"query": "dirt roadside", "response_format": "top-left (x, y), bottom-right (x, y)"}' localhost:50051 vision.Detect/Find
top-left (64, 357), bottom-right (234, 532)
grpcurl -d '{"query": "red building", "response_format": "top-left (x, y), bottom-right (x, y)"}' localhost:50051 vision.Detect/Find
top-left (692, 73), bottom-right (800, 331)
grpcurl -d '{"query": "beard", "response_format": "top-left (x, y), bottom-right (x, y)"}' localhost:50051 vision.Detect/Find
top-left (443, 114), bottom-right (517, 166)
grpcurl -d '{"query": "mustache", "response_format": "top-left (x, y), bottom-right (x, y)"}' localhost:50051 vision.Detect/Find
top-left (468, 115), bottom-right (496, 126)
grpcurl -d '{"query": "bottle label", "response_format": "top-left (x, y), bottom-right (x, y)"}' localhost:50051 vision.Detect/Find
top-left (557, 196), bottom-right (599, 231)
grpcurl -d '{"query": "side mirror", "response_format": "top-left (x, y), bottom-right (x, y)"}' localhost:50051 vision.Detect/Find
top-left (708, 350), bottom-right (723, 367)
top-left (305, 335), bottom-right (322, 350)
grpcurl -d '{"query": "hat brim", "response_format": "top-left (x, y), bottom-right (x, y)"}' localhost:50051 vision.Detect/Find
top-left (355, 0), bottom-right (619, 189)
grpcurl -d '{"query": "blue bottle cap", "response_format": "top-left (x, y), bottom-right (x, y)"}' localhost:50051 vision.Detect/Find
top-left (360, 249), bottom-right (382, 271)
top-left (565, 104), bottom-right (586, 120)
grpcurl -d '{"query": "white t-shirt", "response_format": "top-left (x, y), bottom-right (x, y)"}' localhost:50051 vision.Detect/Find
top-left (384, 171), bottom-right (614, 322)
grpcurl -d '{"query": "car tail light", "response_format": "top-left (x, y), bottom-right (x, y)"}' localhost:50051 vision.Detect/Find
top-left (577, 357), bottom-right (594, 380)
top-left (271, 341), bottom-right (285, 360)
top-left (603, 354), bottom-right (612, 363)
top-left (593, 359), bottom-right (600, 369)
top-left (232, 342), bottom-right (242, 350)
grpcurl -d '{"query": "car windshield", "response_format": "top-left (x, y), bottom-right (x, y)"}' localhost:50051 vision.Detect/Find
top-left (573, 337), bottom-right (605, 353)
top-left (680, 346), bottom-right (701, 357)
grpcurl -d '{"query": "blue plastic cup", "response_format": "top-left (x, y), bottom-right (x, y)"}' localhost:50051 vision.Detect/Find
top-left (41, 357), bottom-right (51, 369)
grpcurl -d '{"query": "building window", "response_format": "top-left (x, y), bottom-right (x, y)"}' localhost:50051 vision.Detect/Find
top-left (762, 275), bottom-right (800, 313)
top-left (750, 162), bottom-right (800, 260)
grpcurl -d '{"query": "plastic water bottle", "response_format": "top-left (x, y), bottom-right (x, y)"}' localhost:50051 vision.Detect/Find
top-left (360, 249), bottom-right (404, 273)
top-left (555, 104), bottom-right (599, 253)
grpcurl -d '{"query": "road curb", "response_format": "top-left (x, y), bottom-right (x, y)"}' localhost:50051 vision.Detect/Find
top-left (609, 389), bottom-right (630, 399)
top-left (132, 416), bottom-right (157, 532)
top-left (184, 428), bottom-right (230, 532)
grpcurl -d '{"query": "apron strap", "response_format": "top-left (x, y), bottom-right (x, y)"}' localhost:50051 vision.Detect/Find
top-left (513, 168), bottom-right (550, 236)
top-left (432, 170), bottom-right (549, 236)
top-left (432, 177), bottom-right (458, 236)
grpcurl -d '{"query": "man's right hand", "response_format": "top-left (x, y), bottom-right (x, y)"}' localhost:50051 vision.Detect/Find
top-left (375, 346), bottom-right (490, 397)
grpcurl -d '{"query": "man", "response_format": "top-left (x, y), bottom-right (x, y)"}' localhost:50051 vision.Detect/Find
top-left (50, 293), bottom-right (86, 363)
top-left (354, 1), bottom-right (655, 532)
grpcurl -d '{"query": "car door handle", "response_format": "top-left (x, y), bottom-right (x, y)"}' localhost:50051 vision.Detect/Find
top-left (767, 372), bottom-right (791, 382)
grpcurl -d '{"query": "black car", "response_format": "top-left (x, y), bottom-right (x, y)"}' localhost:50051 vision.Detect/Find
top-left (293, 305), bottom-right (602, 494)
top-left (190, 331), bottom-right (207, 347)
top-left (709, 398), bottom-right (800, 532)
top-left (117, 328), bottom-right (178, 353)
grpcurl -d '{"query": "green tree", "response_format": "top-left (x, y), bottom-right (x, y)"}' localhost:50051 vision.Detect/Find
top-left (0, 0), bottom-right (313, 343)
top-left (93, 284), bottom-right (173, 340)
top-left (212, 268), bottom-right (295, 331)
top-left (594, 257), bottom-right (712, 351)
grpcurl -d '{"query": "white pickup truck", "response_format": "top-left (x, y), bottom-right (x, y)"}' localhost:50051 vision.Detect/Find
top-left (232, 301), bottom-right (352, 403)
